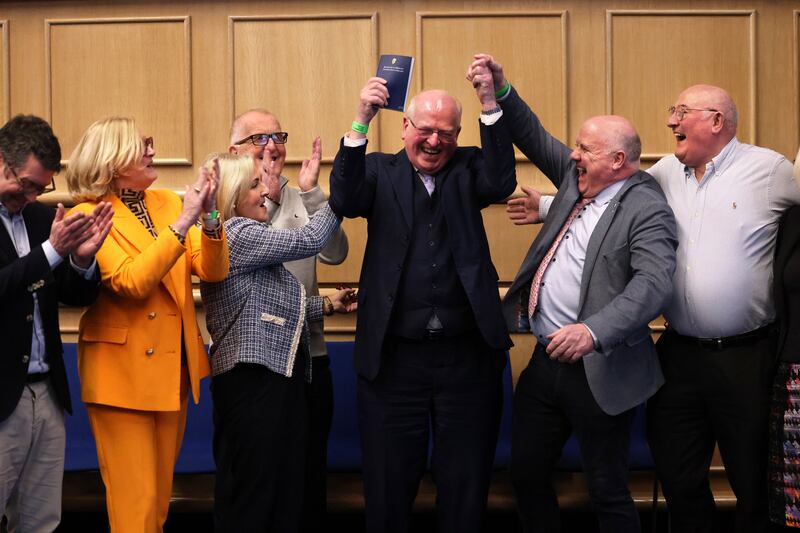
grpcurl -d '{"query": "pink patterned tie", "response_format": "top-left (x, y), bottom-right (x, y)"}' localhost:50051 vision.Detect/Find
top-left (527, 197), bottom-right (593, 318)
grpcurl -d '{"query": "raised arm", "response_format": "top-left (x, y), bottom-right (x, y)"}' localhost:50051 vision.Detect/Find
top-left (468, 53), bottom-right (573, 188)
top-left (329, 77), bottom-right (388, 219)
top-left (226, 203), bottom-right (340, 275)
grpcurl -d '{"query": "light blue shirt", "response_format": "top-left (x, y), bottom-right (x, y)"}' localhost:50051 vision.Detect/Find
top-left (0, 203), bottom-right (96, 374)
top-left (647, 138), bottom-right (800, 337)
top-left (531, 179), bottom-right (627, 344)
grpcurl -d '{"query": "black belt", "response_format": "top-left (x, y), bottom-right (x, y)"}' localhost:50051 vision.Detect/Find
top-left (667, 324), bottom-right (773, 351)
top-left (26, 372), bottom-right (49, 383)
top-left (423, 329), bottom-right (445, 341)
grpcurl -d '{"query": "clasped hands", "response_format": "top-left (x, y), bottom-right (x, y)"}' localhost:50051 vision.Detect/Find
top-left (50, 201), bottom-right (114, 269)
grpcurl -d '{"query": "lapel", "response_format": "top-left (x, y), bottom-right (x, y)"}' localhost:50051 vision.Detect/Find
top-left (147, 191), bottom-right (184, 308)
top-left (387, 150), bottom-right (415, 230)
top-left (109, 192), bottom-right (183, 307)
top-left (22, 205), bottom-right (49, 251)
top-left (577, 171), bottom-right (643, 309)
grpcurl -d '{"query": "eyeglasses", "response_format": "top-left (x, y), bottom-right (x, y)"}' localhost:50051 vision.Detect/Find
top-left (234, 132), bottom-right (289, 146)
top-left (3, 163), bottom-right (56, 196)
top-left (668, 105), bottom-right (719, 121)
top-left (143, 136), bottom-right (154, 150)
top-left (406, 117), bottom-right (457, 143)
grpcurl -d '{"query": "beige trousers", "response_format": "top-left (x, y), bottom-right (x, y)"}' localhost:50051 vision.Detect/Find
top-left (0, 379), bottom-right (65, 533)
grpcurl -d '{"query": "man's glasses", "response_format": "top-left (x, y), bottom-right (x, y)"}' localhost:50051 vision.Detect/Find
top-left (4, 163), bottom-right (55, 196)
top-left (234, 132), bottom-right (289, 146)
top-left (406, 117), bottom-right (457, 143)
top-left (668, 106), bottom-right (719, 121)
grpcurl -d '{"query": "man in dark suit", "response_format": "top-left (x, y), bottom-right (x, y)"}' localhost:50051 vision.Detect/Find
top-left (467, 55), bottom-right (677, 532)
top-left (0, 115), bottom-right (112, 532)
top-left (328, 70), bottom-right (516, 533)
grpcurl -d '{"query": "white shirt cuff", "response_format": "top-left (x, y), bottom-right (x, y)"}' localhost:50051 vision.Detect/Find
top-left (42, 240), bottom-right (64, 269)
top-left (540, 195), bottom-right (554, 221)
top-left (479, 110), bottom-right (503, 126)
top-left (582, 323), bottom-right (600, 350)
top-left (343, 134), bottom-right (368, 148)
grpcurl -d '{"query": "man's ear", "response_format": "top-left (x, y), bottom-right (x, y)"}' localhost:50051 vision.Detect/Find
top-left (612, 150), bottom-right (626, 170)
top-left (710, 112), bottom-right (725, 134)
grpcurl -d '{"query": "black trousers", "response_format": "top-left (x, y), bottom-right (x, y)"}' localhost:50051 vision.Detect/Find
top-left (511, 344), bottom-right (639, 533)
top-left (647, 330), bottom-right (775, 533)
top-left (212, 362), bottom-right (308, 533)
top-left (301, 355), bottom-right (334, 533)
top-left (358, 330), bottom-right (506, 533)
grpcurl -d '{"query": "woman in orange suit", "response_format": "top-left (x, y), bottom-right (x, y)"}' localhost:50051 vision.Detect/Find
top-left (65, 117), bottom-right (229, 533)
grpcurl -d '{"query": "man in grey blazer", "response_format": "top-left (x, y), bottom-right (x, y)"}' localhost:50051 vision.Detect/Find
top-left (468, 55), bottom-right (677, 532)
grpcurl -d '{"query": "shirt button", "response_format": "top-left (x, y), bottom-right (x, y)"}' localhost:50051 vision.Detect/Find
top-left (148, 312), bottom-right (156, 319)
top-left (145, 348), bottom-right (155, 356)
top-left (432, 283), bottom-right (438, 289)
top-left (432, 263), bottom-right (437, 268)
top-left (429, 241), bottom-right (435, 246)
top-left (26, 314), bottom-right (33, 322)
top-left (22, 354), bottom-right (29, 363)
top-left (387, 295), bottom-right (393, 302)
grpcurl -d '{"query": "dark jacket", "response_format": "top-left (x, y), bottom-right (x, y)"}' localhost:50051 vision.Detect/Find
top-left (0, 202), bottom-right (100, 422)
top-left (329, 118), bottom-right (516, 380)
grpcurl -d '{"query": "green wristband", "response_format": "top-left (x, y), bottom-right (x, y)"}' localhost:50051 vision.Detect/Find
top-left (494, 83), bottom-right (511, 99)
top-left (351, 121), bottom-right (369, 134)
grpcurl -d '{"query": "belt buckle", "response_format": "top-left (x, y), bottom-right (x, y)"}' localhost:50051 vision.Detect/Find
top-left (425, 329), bottom-right (444, 341)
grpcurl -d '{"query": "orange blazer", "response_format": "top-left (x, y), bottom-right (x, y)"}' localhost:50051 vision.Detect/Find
top-left (72, 190), bottom-right (229, 411)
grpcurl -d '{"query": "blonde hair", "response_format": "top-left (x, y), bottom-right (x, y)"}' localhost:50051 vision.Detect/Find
top-left (65, 117), bottom-right (144, 202)
top-left (208, 152), bottom-right (257, 221)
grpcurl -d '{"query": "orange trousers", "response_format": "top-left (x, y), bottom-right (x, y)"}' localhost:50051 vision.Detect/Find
top-left (86, 376), bottom-right (189, 533)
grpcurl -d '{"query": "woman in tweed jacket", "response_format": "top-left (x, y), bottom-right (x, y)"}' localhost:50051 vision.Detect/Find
top-left (200, 153), bottom-right (355, 532)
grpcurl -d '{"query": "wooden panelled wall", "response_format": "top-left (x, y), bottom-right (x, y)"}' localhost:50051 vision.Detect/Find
top-left (2, 0), bottom-right (798, 379)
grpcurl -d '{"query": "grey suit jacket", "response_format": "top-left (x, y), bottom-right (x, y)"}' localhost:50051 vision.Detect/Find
top-left (501, 87), bottom-right (678, 415)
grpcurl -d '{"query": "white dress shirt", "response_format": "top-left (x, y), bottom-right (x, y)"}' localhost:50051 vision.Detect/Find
top-left (647, 138), bottom-right (800, 337)
top-left (531, 179), bottom-right (627, 343)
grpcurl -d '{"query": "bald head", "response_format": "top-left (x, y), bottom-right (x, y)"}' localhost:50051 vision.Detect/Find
top-left (668, 85), bottom-right (738, 173)
top-left (583, 115), bottom-right (642, 165)
top-left (406, 90), bottom-right (463, 127)
top-left (228, 108), bottom-right (285, 202)
top-left (229, 109), bottom-right (276, 145)
top-left (572, 115), bottom-right (641, 198)
top-left (401, 89), bottom-right (463, 175)
top-left (680, 84), bottom-right (738, 136)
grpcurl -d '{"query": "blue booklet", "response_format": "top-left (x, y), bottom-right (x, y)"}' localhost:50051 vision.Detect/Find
top-left (377, 54), bottom-right (414, 112)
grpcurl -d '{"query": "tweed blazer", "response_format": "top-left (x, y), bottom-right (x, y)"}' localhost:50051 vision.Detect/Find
top-left (200, 203), bottom-right (339, 380)
top-left (72, 190), bottom-right (229, 410)
top-left (500, 87), bottom-right (678, 415)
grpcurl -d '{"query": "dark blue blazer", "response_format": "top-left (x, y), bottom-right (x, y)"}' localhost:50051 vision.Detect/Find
top-left (0, 202), bottom-right (100, 422)
top-left (329, 118), bottom-right (516, 380)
